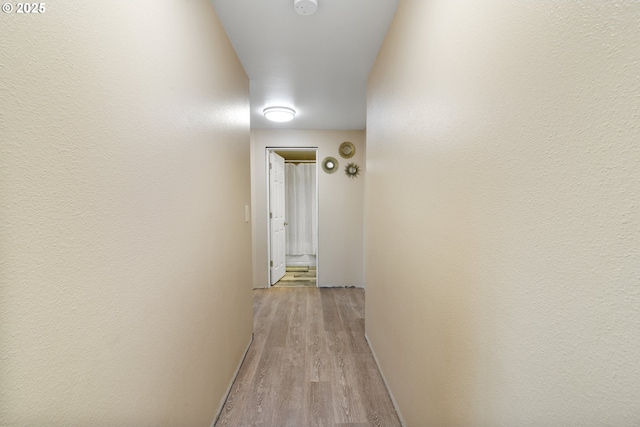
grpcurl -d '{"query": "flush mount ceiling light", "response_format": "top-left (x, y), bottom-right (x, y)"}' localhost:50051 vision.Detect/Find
top-left (263, 107), bottom-right (296, 122)
top-left (295, 0), bottom-right (317, 15)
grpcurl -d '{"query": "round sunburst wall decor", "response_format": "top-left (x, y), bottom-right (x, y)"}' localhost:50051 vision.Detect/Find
top-left (345, 162), bottom-right (361, 178)
top-left (338, 141), bottom-right (356, 159)
top-left (322, 157), bottom-right (339, 174)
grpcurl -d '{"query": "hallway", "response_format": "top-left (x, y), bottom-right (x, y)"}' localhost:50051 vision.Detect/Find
top-left (215, 288), bottom-right (401, 427)
top-left (2, 1), bottom-right (639, 426)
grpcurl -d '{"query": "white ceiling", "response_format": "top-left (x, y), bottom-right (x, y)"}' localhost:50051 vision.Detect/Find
top-left (210, 0), bottom-right (399, 130)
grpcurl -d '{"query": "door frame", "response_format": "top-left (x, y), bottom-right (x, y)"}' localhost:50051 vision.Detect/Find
top-left (266, 147), bottom-right (319, 287)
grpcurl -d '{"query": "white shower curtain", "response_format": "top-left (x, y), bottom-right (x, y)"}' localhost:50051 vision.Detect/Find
top-left (285, 163), bottom-right (317, 255)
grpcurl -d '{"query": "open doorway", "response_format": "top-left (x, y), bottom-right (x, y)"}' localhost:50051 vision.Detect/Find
top-left (266, 147), bottom-right (318, 287)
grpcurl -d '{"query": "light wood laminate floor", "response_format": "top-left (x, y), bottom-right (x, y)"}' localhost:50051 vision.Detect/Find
top-left (215, 287), bottom-right (401, 427)
top-left (273, 268), bottom-right (317, 287)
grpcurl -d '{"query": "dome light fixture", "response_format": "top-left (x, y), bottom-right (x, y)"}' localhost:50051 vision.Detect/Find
top-left (263, 106), bottom-right (296, 122)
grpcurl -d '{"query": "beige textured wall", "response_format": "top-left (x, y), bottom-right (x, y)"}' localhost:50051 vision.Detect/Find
top-left (0, 2), bottom-right (253, 426)
top-left (251, 130), bottom-right (365, 288)
top-left (365, 1), bottom-right (640, 426)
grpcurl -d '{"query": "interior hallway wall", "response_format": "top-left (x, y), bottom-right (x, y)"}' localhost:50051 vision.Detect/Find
top-left (251, 130), bottom-right (365, 288)
top-left (365, 1), bottom-right (640, 426)
top-left (0, 1), bottom-right (253, 426)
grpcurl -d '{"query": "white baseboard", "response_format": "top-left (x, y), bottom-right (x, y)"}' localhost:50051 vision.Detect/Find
top-left (365, 334), bottom-right (407, 427)
top-left (210, 333), bottom-right (254, 427)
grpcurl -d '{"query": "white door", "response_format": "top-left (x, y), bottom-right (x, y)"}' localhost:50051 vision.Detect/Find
top-left (269, 152), bottom-right (286, 285)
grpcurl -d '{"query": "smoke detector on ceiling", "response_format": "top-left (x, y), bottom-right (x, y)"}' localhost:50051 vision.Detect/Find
top-left (295, 0), bottom-right (317, 15)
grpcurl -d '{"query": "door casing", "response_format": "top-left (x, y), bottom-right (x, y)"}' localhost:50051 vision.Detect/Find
top-left (266, 147), bottom-right (319, 287)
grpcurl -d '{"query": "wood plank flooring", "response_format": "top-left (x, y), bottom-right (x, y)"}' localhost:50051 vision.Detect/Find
top-left (273, 267), bottom-right (317, 287)
top-left (215, 287), bottom-right (401, 427)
